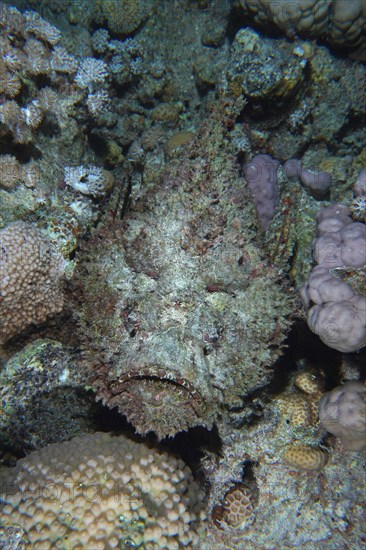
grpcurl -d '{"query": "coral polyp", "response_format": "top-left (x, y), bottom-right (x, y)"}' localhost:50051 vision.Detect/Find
top-left (350, 195), bottom-right (366, 223)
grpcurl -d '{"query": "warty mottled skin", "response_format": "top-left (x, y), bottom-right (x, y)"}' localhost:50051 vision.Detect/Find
top-left (75, 106), bottom-right (292, 438)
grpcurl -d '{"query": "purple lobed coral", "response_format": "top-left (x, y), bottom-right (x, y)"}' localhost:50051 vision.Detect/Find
top-left (243, 154), bottom-right (280, 229)
top-left (283, 159), bottom-right (332, 196)
top-left (301, 203), bottom-right (366, 353)
top-left (319, 381), bottom-right (366, 450)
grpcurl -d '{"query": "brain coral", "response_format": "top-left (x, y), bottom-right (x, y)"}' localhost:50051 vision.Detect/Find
top-left (1, 432), bottom-right (206, 549)
top-left (75, 106), bottom-right (292, 439)
top-left (0, 222), bottom-right (65, 344)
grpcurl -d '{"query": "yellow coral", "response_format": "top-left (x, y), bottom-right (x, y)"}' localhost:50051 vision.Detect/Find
top-left (276, 394), bottom-right (312, 427)
top-left (0, 155), bottom-right (21, 189)
top-left (294, 370), bottom-right (323, 397)
top-left (282, 444), bottom-right (328, 471)
top-left (164, 131), bottom-right (195, 159)
top-left (152, 102), bottom-right (183, 123)
top-left (294, 370), bottom-right (324, 424)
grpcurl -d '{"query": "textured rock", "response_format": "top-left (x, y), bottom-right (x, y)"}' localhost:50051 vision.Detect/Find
top-left (221, 27), bottom-right (306, 110)
top-left (0, 339), bottom-right (97, 453)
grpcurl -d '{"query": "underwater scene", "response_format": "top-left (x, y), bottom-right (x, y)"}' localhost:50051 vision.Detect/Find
top-left (0, 0), bottom-right (365, 548)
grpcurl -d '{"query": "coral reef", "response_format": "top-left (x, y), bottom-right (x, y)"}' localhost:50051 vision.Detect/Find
top-left (0, 1), bottom-right (117, 258)
top-left (0, 3), bottom-right (69, 144)
top-left (1, 432), bottom-right (206, 549)
top-left (0, 1), bottom-right (365, 548)
top-left (204, 398), bottom-right (365, 549)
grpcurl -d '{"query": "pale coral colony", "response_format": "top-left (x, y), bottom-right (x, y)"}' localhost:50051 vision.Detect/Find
top-left (0, 1), bottom-right (366, 550)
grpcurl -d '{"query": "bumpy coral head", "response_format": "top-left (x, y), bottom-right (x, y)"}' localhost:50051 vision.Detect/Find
top-left (319, 381), bottom-right (366, 450)
top-left (1, 432), bottom-right (207, 549)
top-left (0, 222), bottom-right (65, 344)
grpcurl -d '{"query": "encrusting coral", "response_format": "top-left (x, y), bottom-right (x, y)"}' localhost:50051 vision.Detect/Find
top-left (281, 443), bottom-right (329, 471)
top-left (274, 368), bottom-right (325, 430)
top-left (222, 484), bottom-right (256, 530)
top-left (1, 432), bottom-right (206, 549)
top-left (234, 0), bottom-right (366, 58)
